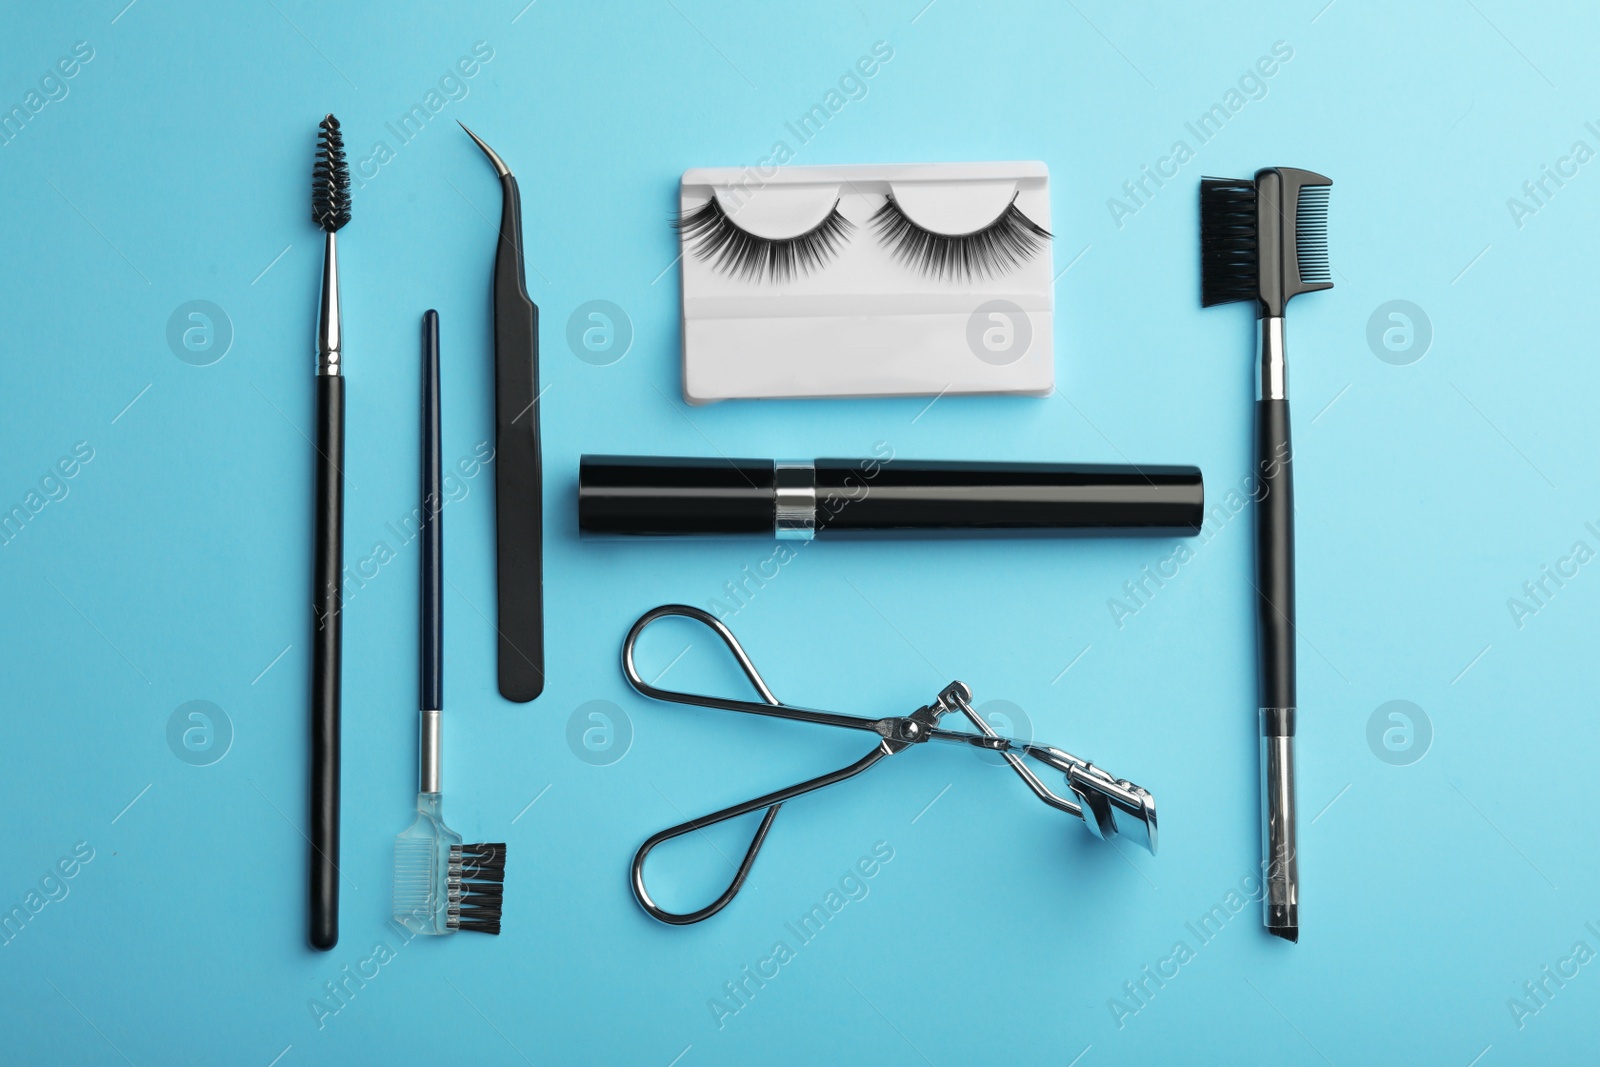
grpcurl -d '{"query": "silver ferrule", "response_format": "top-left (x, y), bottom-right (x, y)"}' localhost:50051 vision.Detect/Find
top-left (1259, 714), bottom-right (1297, 934)
top-left (419, 709), bottom-right (441, 794)
top-left (774, 461), bottom-right (816, 541)
top-left (317, 232), bottom-right (342, 376)
top-left (1257, 315), bottom-right (1285, 401)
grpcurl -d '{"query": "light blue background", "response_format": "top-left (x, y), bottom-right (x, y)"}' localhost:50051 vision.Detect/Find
top-left (2, 1), bottom-right (1596, 1063)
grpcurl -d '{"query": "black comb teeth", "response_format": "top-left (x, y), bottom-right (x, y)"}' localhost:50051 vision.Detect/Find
top-left (448, 842), bottom-right (505, 935)
top-left (312, 114), bottom-right (351, 233)
top-left (1294, 185), bottom-right (1330, 285)
top-left (1199, 177), bottom-right (1258, 307)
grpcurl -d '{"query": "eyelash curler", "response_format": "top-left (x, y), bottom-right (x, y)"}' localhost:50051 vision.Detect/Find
top-left (622, 605), bottom-right (1158, 925)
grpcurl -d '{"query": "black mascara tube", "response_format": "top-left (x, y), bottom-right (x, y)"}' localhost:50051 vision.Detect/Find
top-left (578, 456), bottom-right (1204, 538)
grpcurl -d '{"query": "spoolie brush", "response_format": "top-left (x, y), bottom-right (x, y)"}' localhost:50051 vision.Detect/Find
top-left (392, 310), bottom-right (507, 936)
top-left (309, 113), bottom-right (352, 951)
top-left (312, 116), bottom-right (351, 234)
top-left (1199, 167), bottom-right (1332, 946)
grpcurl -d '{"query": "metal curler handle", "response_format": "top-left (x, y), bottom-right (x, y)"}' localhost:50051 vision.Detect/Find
top-left (623, 605), bottom-right (886, 734)
top-left (629, 746), bottom-right (891, 925)
top-left (624, 604), bottom-right (782, 707)
top-left (622, 605), bottom-right (901, 925)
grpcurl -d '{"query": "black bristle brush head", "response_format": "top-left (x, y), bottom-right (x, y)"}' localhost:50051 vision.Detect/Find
top-left (1200, 168), bottom-right (1331, 317)
top-left (1199, 178), bottom-right (1257, 308)
top-left (312, 114), bottom-right (351, 233)
top-left (448, 843), bottom-right (506, 935)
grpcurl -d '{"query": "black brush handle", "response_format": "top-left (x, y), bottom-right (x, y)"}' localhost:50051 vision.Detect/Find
top-left (1256, 397), bottom-right (1294, 711)
top-left (491, 173), bottom-right (544, 702)
top-left (421, 311), bottom-right (442, 713)
top-left (309, 373), bottom-right (344, 951)
top-left (1256, 392), bottom-right (1298, 938)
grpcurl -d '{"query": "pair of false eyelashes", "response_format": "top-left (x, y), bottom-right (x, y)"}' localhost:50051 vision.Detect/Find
top-left (678, 193), bottom-right (1051, 283)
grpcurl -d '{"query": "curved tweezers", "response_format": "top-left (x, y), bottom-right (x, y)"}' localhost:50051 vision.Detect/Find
top-left (623, 605), bottom-right (896, 925)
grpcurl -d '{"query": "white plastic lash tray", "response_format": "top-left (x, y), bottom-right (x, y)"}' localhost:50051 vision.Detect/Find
top-left (677, 162), bottom-right (1054, 403)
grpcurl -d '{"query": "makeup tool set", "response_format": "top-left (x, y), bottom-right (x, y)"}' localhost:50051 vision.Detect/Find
top-left (304, 117), bottom-right (517, 948)
top-left (294, 116), bottom-right (1330, 948)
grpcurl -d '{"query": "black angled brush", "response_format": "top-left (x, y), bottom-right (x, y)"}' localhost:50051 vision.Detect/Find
top-left (1199, 167), bottom-right (1331, 945)
top-left (309, 113), bottom-right (350, 952)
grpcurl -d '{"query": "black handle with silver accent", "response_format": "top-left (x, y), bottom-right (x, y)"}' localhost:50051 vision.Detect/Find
top-left (578, 455), bottom-right (1204, 539)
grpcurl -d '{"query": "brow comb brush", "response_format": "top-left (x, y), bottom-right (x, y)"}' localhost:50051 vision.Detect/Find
top-left (460, 123), bottom-right (544, 703)
top-left (309, 113), bottom-right (351, 951)
top-left (1200, 167), bottom-right (1331, 944)
top-left (393, 310), bottom-right (507, 936)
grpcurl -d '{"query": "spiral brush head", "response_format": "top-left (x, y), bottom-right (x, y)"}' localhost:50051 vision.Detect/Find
top-left (312, 114), bottom-right (351, 233)
top-left (448, 843), bottom-right (506, 935)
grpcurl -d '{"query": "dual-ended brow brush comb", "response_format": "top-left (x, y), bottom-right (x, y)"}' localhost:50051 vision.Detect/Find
top-left (1200, 167), bottom-right (1332, 944)
top-left (309, 113), bottom-right (350, 952)
top-left (393, 310), bottom-right (507, 936)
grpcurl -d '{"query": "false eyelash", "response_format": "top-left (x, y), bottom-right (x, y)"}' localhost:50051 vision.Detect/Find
top-left (872, 193), bottom-right (1051, 280)
top-left (676, 197), bottom-right (854, 282)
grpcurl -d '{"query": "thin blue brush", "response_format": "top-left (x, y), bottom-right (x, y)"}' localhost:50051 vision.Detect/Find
top-left (393, 310), bottom-right (505, 935)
